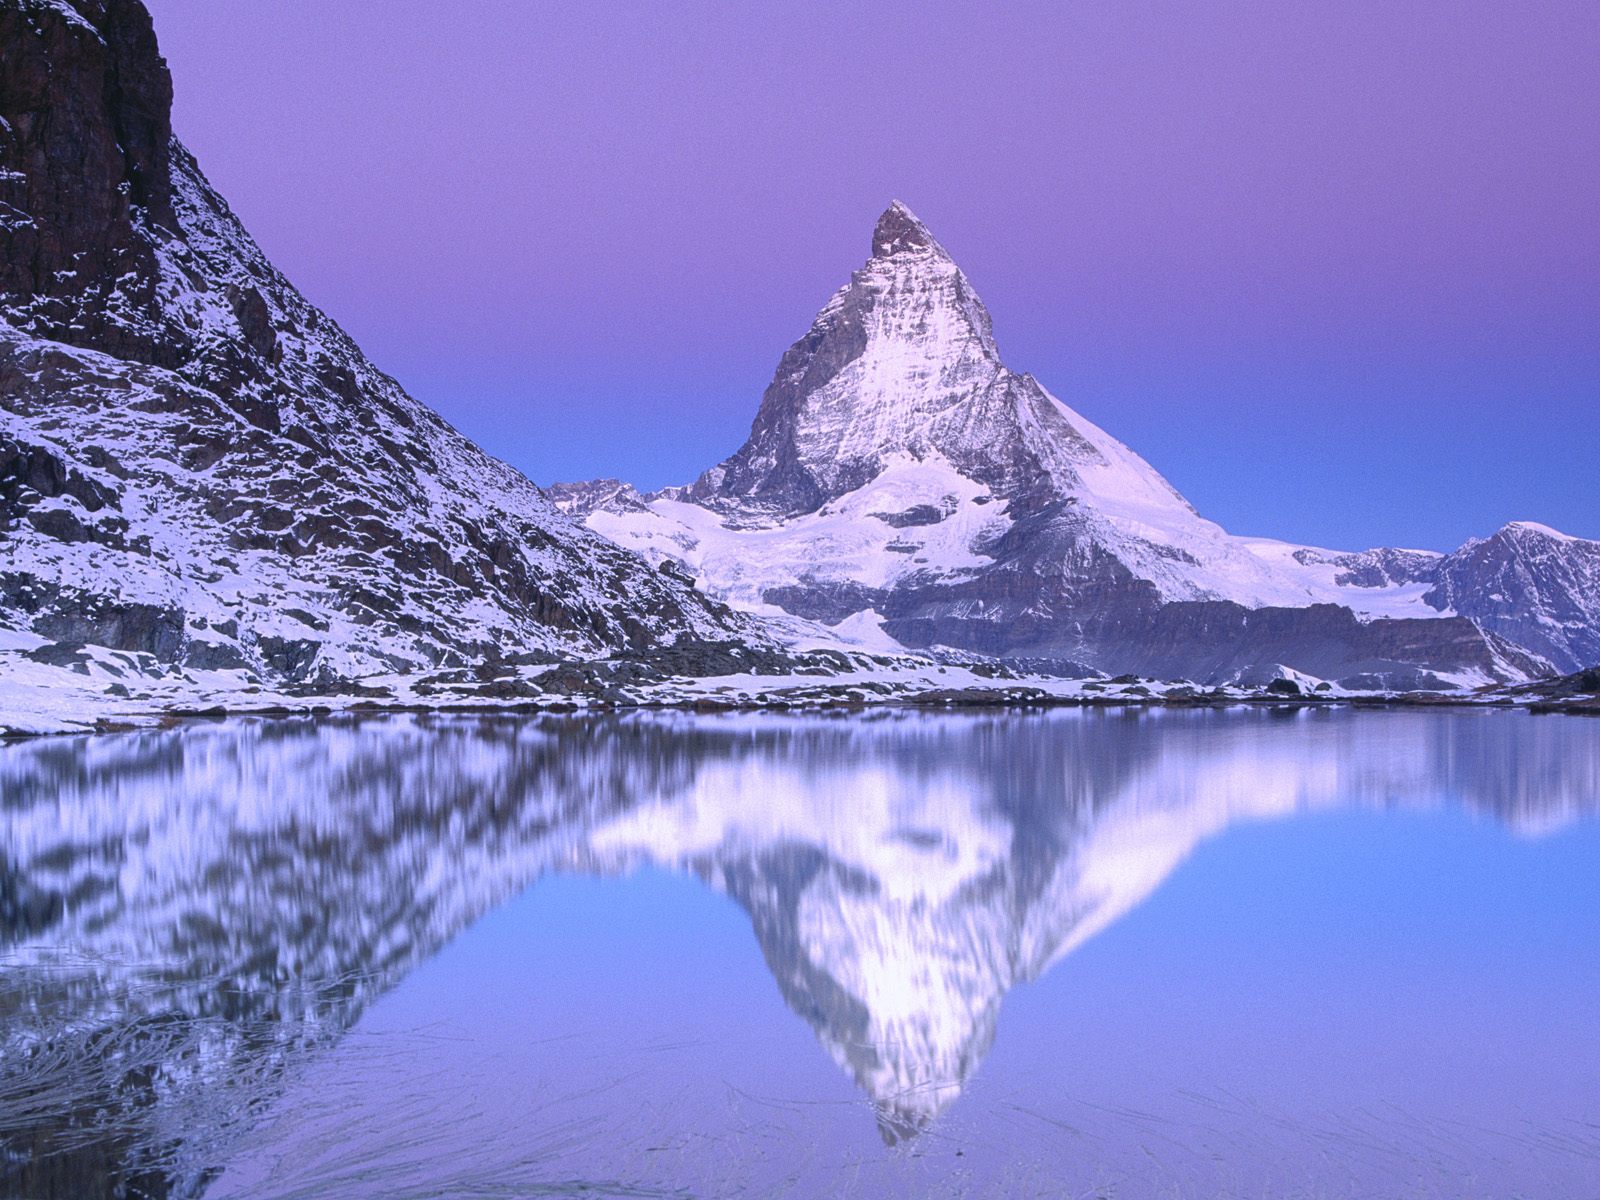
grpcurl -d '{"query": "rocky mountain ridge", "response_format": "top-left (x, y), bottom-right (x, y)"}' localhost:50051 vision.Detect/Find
top-left (0, 0), bottom-right (770, 709)
top-left (563, 202), bottom-right (1598, 687)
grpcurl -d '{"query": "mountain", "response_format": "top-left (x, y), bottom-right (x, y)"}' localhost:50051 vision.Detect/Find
top-left (1426, 521), bottom-right (1600, 673)
top-left (0, 0), bottom-right (760, 701)
top-left (562, 202), bottom-right (1596, 688)
top-left (2, 0), bottom-right (1588, 709)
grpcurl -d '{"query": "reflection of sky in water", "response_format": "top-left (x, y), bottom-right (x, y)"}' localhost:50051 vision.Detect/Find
top-left (217, 815), bottom-right (1597, 1198)
top-left (2, 708), bottom-right (1597, 1198)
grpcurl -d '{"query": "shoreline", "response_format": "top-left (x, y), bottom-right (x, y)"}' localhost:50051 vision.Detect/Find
top-left (6, 681), bottom-right (1597, 743)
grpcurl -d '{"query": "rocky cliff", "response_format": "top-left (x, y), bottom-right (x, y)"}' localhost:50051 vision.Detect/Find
top-left (0, 0), bottom-right (758, 699)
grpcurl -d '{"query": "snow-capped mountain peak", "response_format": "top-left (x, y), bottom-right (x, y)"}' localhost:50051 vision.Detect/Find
top-left (1425, 519), bottom-right (1600, 672)
top-left (686, 199), bottom-right (1200, 536)
top-left (566, 203), bottom-right (1594, 686)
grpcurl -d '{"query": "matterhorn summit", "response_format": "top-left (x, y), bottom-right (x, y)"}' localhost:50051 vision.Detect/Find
top-left (562, 203), bottom-right (1596, 687)
top-left (687, 201), bottom-right (1201, 528)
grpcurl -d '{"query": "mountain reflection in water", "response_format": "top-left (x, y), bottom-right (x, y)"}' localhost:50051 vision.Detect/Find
top-left (1, 707), bottom-right (1596, 1197)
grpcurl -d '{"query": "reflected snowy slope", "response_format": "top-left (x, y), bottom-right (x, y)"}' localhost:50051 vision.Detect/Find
top-left (1, 710), bottom-right (1596, 1192)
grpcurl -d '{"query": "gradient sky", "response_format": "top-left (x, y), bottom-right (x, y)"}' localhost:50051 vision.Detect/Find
top-left (142, 0), bottom-right (1598, 552)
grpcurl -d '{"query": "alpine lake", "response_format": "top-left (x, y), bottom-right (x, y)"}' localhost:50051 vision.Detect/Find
top-left (2, 705), bottom-right (1596, 1199)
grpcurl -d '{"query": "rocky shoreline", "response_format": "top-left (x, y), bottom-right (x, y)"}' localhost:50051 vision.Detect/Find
top-left (7, 663), bottom-right (1597, 741)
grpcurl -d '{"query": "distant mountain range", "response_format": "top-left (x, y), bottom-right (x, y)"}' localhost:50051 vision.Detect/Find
top-left (3, 0), bottom-right (1598, 715)
top-left (557, 201), bottom-right (1600, 689)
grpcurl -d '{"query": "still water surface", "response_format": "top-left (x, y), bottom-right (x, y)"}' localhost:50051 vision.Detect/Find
top-left (1, 707), bottom-right (1597, 1198)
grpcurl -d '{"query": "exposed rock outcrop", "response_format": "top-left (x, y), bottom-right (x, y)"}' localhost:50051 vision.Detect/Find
top-left (0, 0), bottom-right (761, 695)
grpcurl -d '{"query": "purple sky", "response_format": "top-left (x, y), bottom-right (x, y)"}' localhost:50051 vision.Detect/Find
top-left (144, 0), bottom-right (1598, 552)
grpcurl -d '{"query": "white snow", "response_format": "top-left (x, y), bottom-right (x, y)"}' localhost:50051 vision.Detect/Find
top-left (1, 136), bottom-right (755, 727)
top-left (591, 451), bottom-right (1005, 606)
top-left (1503, 520), bottom-right (1578, 542)
top-left (572, 207), bottom-right (1490, 637)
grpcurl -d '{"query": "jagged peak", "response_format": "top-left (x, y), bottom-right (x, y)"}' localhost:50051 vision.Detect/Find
top-left (870, 200), bottom-right (948, 261)
top-left (1496, 520), bottom-right (1583, 543)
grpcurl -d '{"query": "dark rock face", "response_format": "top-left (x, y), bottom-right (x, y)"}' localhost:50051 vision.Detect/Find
top-left (0, 0), bottom-right (177, 365)
top-left (871, 501), bottom-right (955, 528)
top-left (763, 580), bottom-right (890, 625)
top-left (884, 577), bottom-right (1543, 687)
top-left (1078, 602), bottom-right (1543, 688)
top-left (1295, 546), bottom-right (1441, 590)
top-left (871, 199), bottom-right (940, 257)
top-left (1, 430), bottom-right (124, 539)
top-left (29, 594), bottom-right (185, 659)
top-left (0, 0), bottom-right (762, 691)
top-left (685, 302), bottom-right (871, 516)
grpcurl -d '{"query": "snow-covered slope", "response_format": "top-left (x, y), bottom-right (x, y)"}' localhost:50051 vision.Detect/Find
top-left (1425, 522), bottom-right (1600, 673)
top-left (563, 202), bottom-right (1592, 686)
top-left (0, 0), bottom-right (760, 709)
